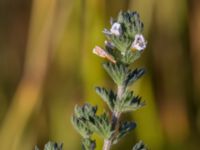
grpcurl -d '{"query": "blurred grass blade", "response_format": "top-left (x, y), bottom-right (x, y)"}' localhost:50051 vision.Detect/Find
top-left (0, 0), bottom-right (58, 149)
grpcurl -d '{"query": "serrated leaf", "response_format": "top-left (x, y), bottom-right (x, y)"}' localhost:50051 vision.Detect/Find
top-left (117, 11), bottom-right (143, 38)
top-left (95, 87), bottom-right (116, 111)
top-left (44, 142), bottom-right (63, 150)
top-left (107, 34), bottom-right (132, 53)
top-left (125, 68), bottom-right (145, 86)
top-left (72, 104), bottom-right (113, 140)
top-left (132, 141), bottom-right (147, 150)
top-left (82, 138), bottom-right (96, 150)
top-left (103, 62), bottom-right (128, 85)
top-left (72, 104), bottom-right (98, 138)
top-left (71, 116), bottom-right (93, 138)
top-left (88, 112), bottom-right (113, 139)
top-left (114, 90), bottom-right (145, 113)
top-left (74, 104), bottom-right (97, 119)
top-left (121, 50), bottom-right (142, 65)
top-left (113, 121), bottom-right (136, 144)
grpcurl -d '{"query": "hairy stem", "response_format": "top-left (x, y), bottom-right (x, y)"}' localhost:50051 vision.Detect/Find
top-left (102, 85), bottom-right (125, 150)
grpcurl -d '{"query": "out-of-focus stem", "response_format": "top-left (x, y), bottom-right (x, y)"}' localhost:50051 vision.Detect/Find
top-left (102, 85), bottom-right (124, 150)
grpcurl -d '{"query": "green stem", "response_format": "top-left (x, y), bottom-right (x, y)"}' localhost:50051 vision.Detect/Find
top-left (102, 85), bottom-right (125, 150)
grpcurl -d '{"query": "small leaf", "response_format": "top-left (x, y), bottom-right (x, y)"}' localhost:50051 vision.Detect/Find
top-left (114, 90), bottom-right (145, 113)
top-left (72, 104), bottom-right (113, 140)
top-left (103, 62), bottom-right (128, 85)
top-left (71, 116), bottom-right (93, 138)
top-left (82, 138), bottom-right (96, 150)
top-left (117, 11), bottom-right (144, 38)
top-left (132, 141), bottom-right (147, 150)
top-left (121, 50), bottom-right (142, 64)
top-left (71, 104), bottom-right (98, 138)
top-left (113, 121), bottom-right (136, 144)
top-left (125, 68), bottom-right (145, 86)
top-left (44, 141), bottom-right (63, 150)
top-left (74, 104), bottom-right (97, 119)
top-left (88, 112), bottom-right (113, 139)
top-left (95, 87), bottom-right (116, 111)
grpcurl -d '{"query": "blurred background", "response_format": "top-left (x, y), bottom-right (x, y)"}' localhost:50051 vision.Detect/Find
top-left (0, 0), bottom-right (200, 150)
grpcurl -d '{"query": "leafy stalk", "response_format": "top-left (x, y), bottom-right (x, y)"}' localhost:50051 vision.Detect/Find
top-left (102, 84), bottom-right (124, 150)
top-left (72, 11), bottom-right (148, 150)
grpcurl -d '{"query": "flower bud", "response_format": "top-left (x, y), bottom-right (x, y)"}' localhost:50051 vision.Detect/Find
top-left (93, 46), bottom-right (116, 63)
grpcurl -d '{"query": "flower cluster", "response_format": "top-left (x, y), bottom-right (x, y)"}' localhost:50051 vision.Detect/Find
top-left (93, 11), bottom-right (147, 64)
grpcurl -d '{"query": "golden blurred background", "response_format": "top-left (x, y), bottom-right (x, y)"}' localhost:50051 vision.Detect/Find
top-left (0, 0), bottom-right (200, 150)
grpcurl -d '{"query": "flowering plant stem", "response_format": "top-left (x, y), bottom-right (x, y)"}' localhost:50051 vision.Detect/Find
top-left (103, 85), bottom-right (124, 150)
top-left (71, 11), bottom-right (148, 150)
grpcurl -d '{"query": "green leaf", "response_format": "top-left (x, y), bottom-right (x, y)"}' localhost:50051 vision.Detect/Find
top-left (103, 62), bottom-right (128, 85)
top-left (114, 90), bottom-right (145, 113)
top-left (132, 141), bottom-right (147, 150)
top-left (82, 138), bottom-right (96, 150)
top-left (121, 50), bottom-right (142, 64)
top-left (125, 68), bottom-right (145, 86)
top-left (35, 142), bottom-right (63, 150)
top-left (105, 34), bottom-right (132, 53)
top-left (117, 11), bottom-right (144, 38)
top-left (113, 121), bottom-right (136, 144)
top-left (71, 116), bottom-right (93, 138)
top-left (44, 142), bottom-right (63, 150)
top-left (71, 104), bottom-right (98, 138)
top-left (88, 112), bottom-right (113, 139)
top-left (72, 104), bottom-right (113, 139)
top-left (95, 87), bottom-right (116, 111)
top-left (74, 104), bottom-right (97, 119)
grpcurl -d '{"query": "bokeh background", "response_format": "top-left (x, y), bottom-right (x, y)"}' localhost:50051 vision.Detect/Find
top-left (0, 0), bottom-right (200, 150)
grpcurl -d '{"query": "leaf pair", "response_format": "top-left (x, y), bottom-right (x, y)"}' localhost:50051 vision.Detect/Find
top-left (95, 87), bottom-right (144, 113)
top-left (103, 62), bottom-right (145, 86)
top-left (115, 90), bottom-right (145, 113)
top-left (71, 104), bottom-right (113, 140)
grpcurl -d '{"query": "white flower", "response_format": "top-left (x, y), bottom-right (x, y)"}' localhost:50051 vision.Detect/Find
top-left (110, 22), bottom-right (122, 36)
top-left (131, 34), bottom-right (147, 51)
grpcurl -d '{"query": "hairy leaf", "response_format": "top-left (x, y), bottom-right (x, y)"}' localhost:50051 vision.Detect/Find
top-left (115, 90), bottom-right (145, 113)
top-left (95, 87), bottom-right (116, 111)
top-left (121, 50), bottom-right (142, 65)
top-left (113, 121), bottom-right (136, 144)
top-left (88, 112), bottom-right (113, 139)
top-left (82, 138), bottom-right (96, 150)
top-left (103, 62), bottom-right (128, 85)
top-left (125, 68), bottom-right (145, 86)
top-left (71, 116), bottom-right (93, 138)
top-left (118, 11), bottom-right (144, 38)
top-left (132, 141), bottom-right (147, 150)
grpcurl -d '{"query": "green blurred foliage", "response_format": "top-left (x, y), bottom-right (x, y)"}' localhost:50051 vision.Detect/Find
top-left (0, 0), bottom-right (200, 150)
